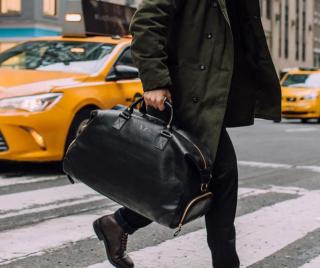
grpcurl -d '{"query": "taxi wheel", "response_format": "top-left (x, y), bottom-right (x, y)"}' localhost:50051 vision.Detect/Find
top-left (301, 119), bottom-right (309, 123)
top-left (64, 108), bottom-right (96, 153)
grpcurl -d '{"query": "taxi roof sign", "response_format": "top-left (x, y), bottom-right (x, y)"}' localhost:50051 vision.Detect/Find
top-left (63, 0), bottom-right (136, 37)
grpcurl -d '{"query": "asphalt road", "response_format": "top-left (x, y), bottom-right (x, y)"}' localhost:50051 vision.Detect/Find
top-left (0, 119), bottom-right (320, 268)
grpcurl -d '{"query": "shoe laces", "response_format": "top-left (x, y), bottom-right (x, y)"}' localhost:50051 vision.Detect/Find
top-left (120, 233), bottom-right (128, 251)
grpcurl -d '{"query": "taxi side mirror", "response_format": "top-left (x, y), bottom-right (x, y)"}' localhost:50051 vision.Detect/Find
top-left (106, 65), bottom-right (139, 81)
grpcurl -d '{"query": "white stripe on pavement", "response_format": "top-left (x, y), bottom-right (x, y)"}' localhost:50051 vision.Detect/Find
top-left (296, 165), bottom-right (320, 173)
top-left (89, 190), bottom-right (320, 268)
top-left (238, 161), bottom-right (320, 173)
top-left (238, 185), bottom-right (306, 198)
top-left (0, 209), bottom-right (114, 264)
top-left (0, 183), bottom-right (303, 221)
top-left (0, 183), bottom-right (99, 214)
top-left (0, 195), bottom-right (104, 220)
top-left (236, 190), bottom-right (320, 267)
top-left (299, 255), bottom-right (320, 268)
top-left (285, 127), bottom-right (318, 133)
top-left (238, 161), bottom-right (293, 169)
top-left (0, 175), bottom-right (63, 187)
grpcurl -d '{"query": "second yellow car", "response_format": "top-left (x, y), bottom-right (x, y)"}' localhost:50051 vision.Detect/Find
top-left (281, 68), bottom-right (320, 123)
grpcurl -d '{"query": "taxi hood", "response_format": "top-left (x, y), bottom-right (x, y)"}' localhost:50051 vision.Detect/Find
top-left (0, 69), bottom-right (88, 99)
top-left (281, 86), bottom-right (320, 96)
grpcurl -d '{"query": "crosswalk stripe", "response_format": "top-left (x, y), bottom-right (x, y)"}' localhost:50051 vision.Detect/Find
top-left (0, 185), bottom-right (296, 265)
top-left (238, 161), bottom-right (320, 173)
top-left (0, 175), bottom-right (63, 187)
top-left (299, 255), bottom-right (320, 268)
top-left (237, 190), bottom-right (320, 267)
top-left (0, 183), bottom-right (100, 215)
top-left (0, 209), bottom-right (114, 264)
top-left (0, 183), bottom-right (303, 222)
top-left (88, 189), bottom-right (320, 268)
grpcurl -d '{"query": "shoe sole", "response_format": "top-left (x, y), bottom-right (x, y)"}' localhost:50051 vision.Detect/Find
top-left (93, 218), bottom-right (127, 268)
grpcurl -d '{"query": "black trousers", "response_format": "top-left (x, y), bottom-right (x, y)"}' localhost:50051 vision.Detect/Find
top-left (114, 127), bottom-right (240, 268)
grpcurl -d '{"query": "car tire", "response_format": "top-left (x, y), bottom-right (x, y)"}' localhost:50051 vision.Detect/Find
top-left (64, 108), bottom-right (95, 154)
top-left (301, 118), bottom-right (308, 123)
top-left (273, 119), bottom-right (281, 123)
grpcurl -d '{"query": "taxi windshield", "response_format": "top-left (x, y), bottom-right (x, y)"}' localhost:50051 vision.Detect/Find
top-left (0, 41), bottom-right (115, 74)
top-left (282, 73), bottom-right (320, 88)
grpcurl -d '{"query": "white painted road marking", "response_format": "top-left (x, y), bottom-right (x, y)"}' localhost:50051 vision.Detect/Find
top-left (0, 210), bottom-right (114, 264)
top-left (238, 160), bottom-right (320, 173)
top-left (88, 190), bottom-right (320, 268)
top-left (285, 127), bottom-right (319, 133)
top-left (0, 183), bottom-right (101, 214)
top-left (299, 255), bottom-right (320, 268)
top-left (238, 161), bottom-right (293, 169)
top-left (0, 183), bottom-right (303, 221)
top-left (0, 175), bottom-right (63, 187)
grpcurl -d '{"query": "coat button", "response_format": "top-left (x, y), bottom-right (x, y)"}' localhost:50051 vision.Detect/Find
top-left (253, 15), bottom-right (260, 20)
top-left (200, 65), bottom-right (206, 70)
top-left (207, 33), bottom-right (213, 39)
top-left (192, 96), bottom-right (200, 103)
top-left (212, 1), bottom-right (218, 8)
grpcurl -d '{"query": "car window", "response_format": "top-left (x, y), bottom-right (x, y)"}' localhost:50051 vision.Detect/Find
top-left (282, 73), bottom-right (320, 88)
top-left (0, 41), bottom-right (115, 74)
top-left (116, 48), bottom-right (135, 67)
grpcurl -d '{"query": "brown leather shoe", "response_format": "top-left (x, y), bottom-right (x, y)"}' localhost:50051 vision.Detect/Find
top-left (93, 214), bottom-right (134, 268)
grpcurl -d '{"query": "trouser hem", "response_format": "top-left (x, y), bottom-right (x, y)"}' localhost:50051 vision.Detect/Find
top-left (114, 208), bottom-right (138, 234)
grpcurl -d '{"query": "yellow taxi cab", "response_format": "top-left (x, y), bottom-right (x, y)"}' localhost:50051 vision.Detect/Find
top-left (0, 35), bottom-right (143, 162)
top-left (0, 0), bottom-right (144, 162)
top-left (281, 67), bottom-right (320, 123)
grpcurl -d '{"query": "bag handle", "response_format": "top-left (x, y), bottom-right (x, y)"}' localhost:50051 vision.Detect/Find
top-left (126, 97), bottom-right (174, 130)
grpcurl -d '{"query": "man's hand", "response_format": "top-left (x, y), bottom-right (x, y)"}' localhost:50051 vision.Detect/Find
top-left (144, 89), bottom-right (172, 111)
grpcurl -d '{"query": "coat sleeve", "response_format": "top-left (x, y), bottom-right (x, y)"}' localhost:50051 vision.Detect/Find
top-left (129, 0), bottom-right (181, 92)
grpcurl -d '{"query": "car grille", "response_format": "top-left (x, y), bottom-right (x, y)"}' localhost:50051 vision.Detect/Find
top-left (0, 131), bottom-right (9, 152)
top-left (286, 97), bottom-right (297, 102)
top-left (282, 111), bottom-right (309, 115)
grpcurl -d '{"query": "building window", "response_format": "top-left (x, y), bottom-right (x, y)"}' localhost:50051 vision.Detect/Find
top-left (266, 0), bottom-right (272, 20)
top-left (302, 0), bottom-right (306, 61)
top-left (296, 0), bottom-right (300, 60)
top-left (279, 0), bottom-right (282, 58)
top-left (43, 0), bottom-right (57, 17)
top-left (284, 0), bottom-right (289, 59)
top-left (260, 0), bottom-right (264, 17)
top-left (0, 0), bottom-right (21, 15)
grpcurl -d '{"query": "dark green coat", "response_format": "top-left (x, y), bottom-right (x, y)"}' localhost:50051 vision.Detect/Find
top-left (130, 0), bottom-right (281, 161)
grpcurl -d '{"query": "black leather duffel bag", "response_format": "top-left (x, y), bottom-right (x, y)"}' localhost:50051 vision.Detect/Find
top-left (63, 98), bottom-right (213, 235)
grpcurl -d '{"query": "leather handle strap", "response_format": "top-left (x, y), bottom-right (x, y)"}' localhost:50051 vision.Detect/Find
top-left (128, 97), bottom-right (174, 129)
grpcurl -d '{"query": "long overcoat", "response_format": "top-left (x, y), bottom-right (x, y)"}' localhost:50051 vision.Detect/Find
top-left (130, 0), bottom-right (281, 162)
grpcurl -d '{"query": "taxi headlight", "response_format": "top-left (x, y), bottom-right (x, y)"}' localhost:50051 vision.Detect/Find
top-left (305, 93), bottom-right (318, 100)
top-left (0, 93), bottom-right (63, 112)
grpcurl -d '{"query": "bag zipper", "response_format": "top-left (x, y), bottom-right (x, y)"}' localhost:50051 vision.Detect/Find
top-left (173, 191), bottom-right (213, 237)
top-left (190, 142), bottom-right (207, 169)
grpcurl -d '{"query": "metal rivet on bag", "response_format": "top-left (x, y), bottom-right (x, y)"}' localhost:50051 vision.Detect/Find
top-left (200, 65), bottom-right (206, 70)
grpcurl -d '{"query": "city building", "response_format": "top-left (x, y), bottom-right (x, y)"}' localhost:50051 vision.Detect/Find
top-left (0, 0), bottom-right (67, 51)
top-left (0, 0), bottom-right (318, 73)
top-left (260, 0), bottom-right (314, 73)
top-left (314, 0), bottom-right (320, 66)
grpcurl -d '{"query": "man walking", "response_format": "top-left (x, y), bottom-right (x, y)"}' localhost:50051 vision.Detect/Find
top-left (93, 0), bottom-right (281, 267)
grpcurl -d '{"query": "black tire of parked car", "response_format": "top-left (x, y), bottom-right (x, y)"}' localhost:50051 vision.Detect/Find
top-left (64, 107), bottom-right (98, 155)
